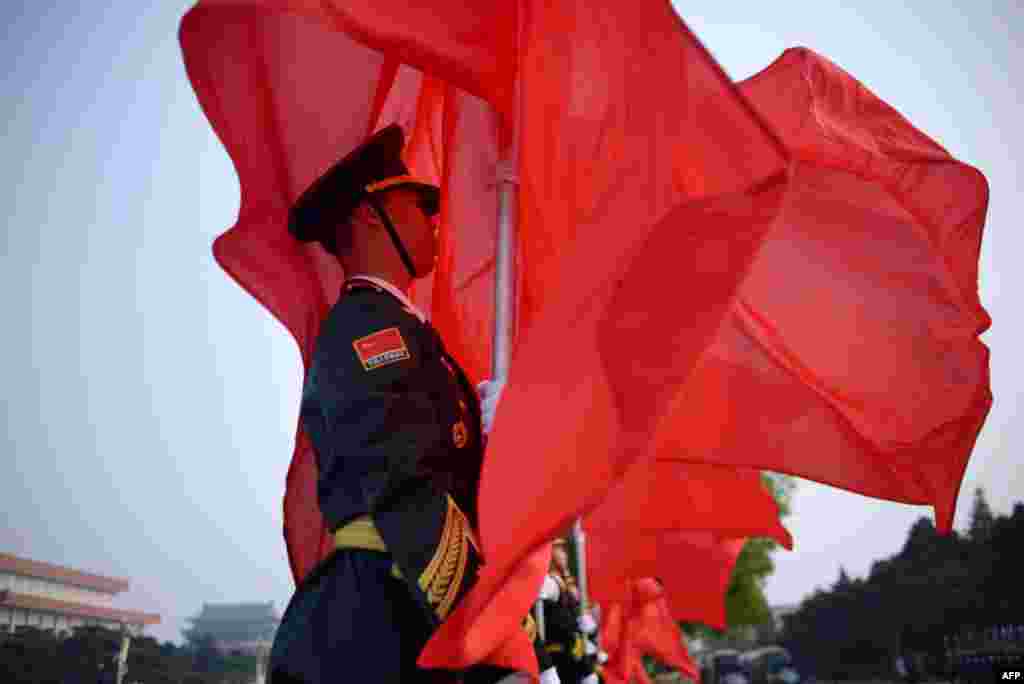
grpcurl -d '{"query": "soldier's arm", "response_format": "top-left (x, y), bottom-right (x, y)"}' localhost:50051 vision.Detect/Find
top-left (306, 298), bottom-right (444, 513)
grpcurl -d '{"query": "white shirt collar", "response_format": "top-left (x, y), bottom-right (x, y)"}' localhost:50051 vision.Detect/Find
top-left (347, 274), bottom-right (428, 323)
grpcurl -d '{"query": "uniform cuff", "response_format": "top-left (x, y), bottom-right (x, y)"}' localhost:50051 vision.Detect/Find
top-left (540, 666), bottom-right (562, 684)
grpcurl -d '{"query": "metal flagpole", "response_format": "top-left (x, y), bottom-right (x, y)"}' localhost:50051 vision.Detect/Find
top-left (572, 519), bottom-right (589, 610)
top-left (493, 118), bottom-right (539, 640)
top-left (488, 4), bottom-right (592, 645)
top-left (492, 163), bottom-right (516, 386)
top-left (115, 623), bottom-right (131, 684)
top-left (491, 11), bottom-right (530, 638)
top-left (574, 519), bottom-right (601, 654)
top-left (495, 138), bottom-right (547, 644)
top-left (491, 55), bottom-right (520, 393)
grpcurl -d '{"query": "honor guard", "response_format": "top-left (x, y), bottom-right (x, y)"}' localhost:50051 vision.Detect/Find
top-left (269, 125), bottom-right (528, 683)
top-left (540, 539), bottom-right (601, 684)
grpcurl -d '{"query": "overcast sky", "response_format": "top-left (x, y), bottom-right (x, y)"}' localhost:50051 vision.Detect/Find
top-left (2, 2), bottom-right (1020, 644)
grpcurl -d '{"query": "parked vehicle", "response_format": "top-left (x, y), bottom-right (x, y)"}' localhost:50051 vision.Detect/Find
top-left (701, 649), bottom-right (750, 684)
top-left (740, 646), bottom-right (800, 684)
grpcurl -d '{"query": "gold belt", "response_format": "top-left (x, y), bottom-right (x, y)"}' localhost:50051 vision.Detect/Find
top-left (546, 635), bottom-right (586, 659)
top-left (333, 515), bottom-right (403, 579)
top-left (334, 498), bottom-right (478, 621)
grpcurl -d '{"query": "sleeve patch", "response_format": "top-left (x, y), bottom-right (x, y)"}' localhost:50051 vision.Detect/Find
top-left (352, 327), bottom-right (411, 371)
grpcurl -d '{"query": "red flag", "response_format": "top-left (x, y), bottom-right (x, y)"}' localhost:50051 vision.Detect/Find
top-left (659, 534), bottom-right (745, 630)
top-left (656, 48), bottom-right (991, 533)
top-left (599, 602), bottom-right (624, 664)
top-left (601, 598), bottom-right (639, 684)
top-left (588, 533), bottom-right (743, 631)
top-left (634, 663), bottom-right (655, 684)
top-left (584, 459), bottom-right (786, 611)
top-left (632, 594), bottom-right (699, 680)
top-left (606, 619), bottom-right (640, 684)
top-left (586, 460), bottom-right (792, 545)
top-left (455, 41), bottom-right (989, 662)
top-left (601, 580), bottom-right (699, 683)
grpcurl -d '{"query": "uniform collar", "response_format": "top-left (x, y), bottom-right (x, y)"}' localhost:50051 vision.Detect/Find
top-left (347, 274), bottom-right (427, 323)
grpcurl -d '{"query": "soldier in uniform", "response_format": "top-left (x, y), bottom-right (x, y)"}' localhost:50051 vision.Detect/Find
top-left (521, 612), bottom-right (561, 684)
top-left (268, 124), bottom-right (528, 683)
top-left (555, 540), bottom-right (603, 683)
top-left (539, 539), bottom-right (601, 684)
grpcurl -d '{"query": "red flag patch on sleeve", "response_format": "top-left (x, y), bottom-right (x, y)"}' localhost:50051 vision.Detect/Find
top-left (352, 327), bottom-right (411, 371)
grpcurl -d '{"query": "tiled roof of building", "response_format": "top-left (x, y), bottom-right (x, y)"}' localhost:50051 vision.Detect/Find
top-left (0, 553), bottom-right (130, 594)
top-left (192, 602), bottom-right (279, 623)
top-left (0, 590), bottom-right (160, 625)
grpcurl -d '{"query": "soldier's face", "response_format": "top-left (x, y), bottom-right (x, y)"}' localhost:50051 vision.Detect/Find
top-left (383, 188), bottom-right (438, 277)
top-left (553, 547), bottom-right (569, 570)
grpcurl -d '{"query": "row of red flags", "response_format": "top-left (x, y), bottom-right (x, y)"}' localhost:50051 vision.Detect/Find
top-left (180, 0), bottom-right (991, 679)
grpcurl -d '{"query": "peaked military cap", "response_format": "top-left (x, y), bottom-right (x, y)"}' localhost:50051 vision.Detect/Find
top-left (288, 124), bottom-right (440, 254)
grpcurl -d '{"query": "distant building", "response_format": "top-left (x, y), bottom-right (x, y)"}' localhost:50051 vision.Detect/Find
top-left (771, 603), bottom-right (800, 631)
top-left (186, 602), bottom-right (279, 656)
top-left (752, 603), bottom-right (801, 644)
top-left (692, 604), bottom-right (803, 656)
top-left (0, 552), bottom-right (160, 636)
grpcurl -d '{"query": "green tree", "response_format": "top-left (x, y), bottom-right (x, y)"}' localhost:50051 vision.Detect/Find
top-left (722, 473), bottom-right (796, 630)
top-left (219, 653), bottom-right (261, 683)
top-left (682, 472), bottom-right (797, 642)
top-left (125, 635), bottom-right (191, 684)
top-left (778, 502), bottom-right (1024, 681)
top-left (723, 537), bottom-right (775, 628)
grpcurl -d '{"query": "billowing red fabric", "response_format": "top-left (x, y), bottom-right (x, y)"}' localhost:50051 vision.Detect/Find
top-left (466, 42), bottom-right (989, 662)
top-left (655, 48), bottom-right (991, 533)
top-left (588, 533), bottom-right (743, 631)
top-left (601, 599), bottom-right (637, 684)
top-left (579, 395), bottom-right (792, 609)
top-left (631, 595), bottom-right (699, 680)
top-left (581, 460), bottom-right (783, 613)
top-left (601, 580), bottom-right (698, 683)
top-left (660, 534), bottom-right (745, 630)
top-left (599, 602), bottom-right (624, 663)
top-left (605, 614), bottom-right (639, 684)
top-left (634, 663), bottom-right (655, 684)
top-left (585, 460), bottom-right (792, 548)
top-left (601, 671), bottom-right (626, 684)
top-left (598, 589), bottom-right (638, 679)
top-left (599, 664), bottom-right (626, 684)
